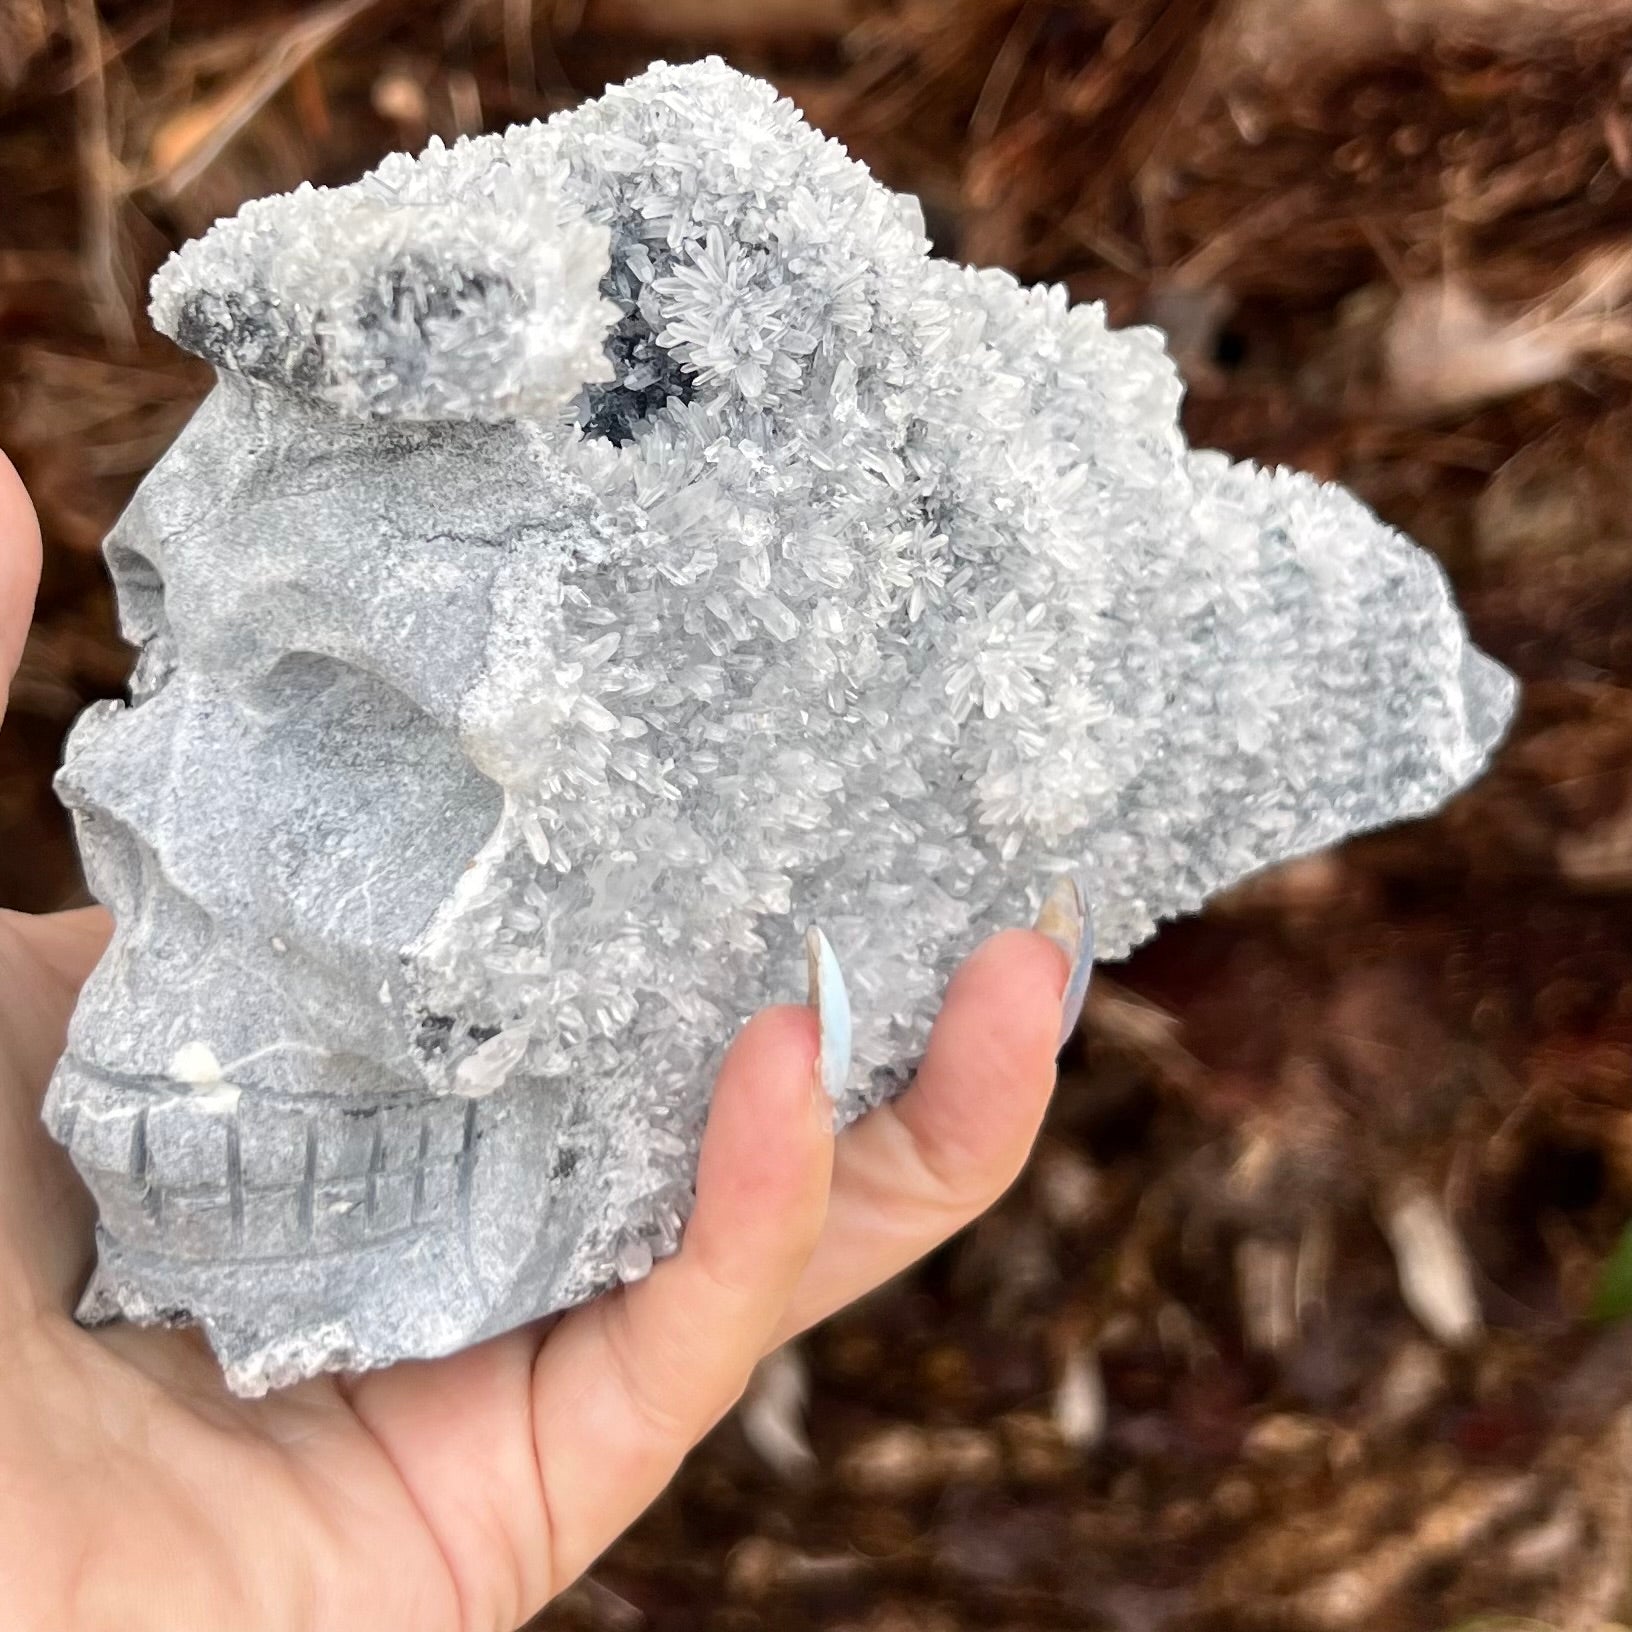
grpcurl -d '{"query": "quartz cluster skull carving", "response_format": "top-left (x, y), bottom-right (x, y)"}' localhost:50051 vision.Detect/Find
top-left (44, 60), bottom-right (1517, 1394)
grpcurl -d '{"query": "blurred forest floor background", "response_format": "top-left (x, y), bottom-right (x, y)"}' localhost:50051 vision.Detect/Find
top-left (6, 1), bottom-right (1632, 1627)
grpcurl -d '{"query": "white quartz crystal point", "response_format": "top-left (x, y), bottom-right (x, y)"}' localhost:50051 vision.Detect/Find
top-left (44, 57), bottom-right (1517, 1395)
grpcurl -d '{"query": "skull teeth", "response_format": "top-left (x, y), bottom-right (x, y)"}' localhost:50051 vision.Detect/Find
top-left (56, 1062), bottom-right (479, 1264)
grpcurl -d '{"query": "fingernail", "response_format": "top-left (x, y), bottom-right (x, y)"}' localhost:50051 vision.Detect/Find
top-left (805, 926), bottom-right (852, 1112)
top-left (1033, 875), bottom-right (1095, 1054)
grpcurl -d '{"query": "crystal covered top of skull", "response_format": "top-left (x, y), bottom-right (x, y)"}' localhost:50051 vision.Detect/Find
top-left (45, 58), bottom-right (1517, 1394)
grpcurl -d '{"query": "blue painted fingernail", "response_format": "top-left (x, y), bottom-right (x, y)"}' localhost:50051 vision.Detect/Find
top-left (1033, 875), bottom-right (1095, 1054)
top-left (805, 926), bottom-right (852, 1105)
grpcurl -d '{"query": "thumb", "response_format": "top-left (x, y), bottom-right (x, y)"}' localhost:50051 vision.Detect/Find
top-left (0, 451), bottom-right (43, 727)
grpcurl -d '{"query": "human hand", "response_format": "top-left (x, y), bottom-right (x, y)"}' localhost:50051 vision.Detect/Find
top-left (0, 452), bottom-right (1087, 1632)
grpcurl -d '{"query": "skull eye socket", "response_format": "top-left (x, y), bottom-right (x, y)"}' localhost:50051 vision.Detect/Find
top-left (107, 540), bottom-right (164, 641)
top-left (255, 649), bottom-right (358, 713)
top-left (250, 648), bottom-right (461, 743)
top-left (241, 648), bottom-right (505, 953)
top-left (107, 540), bottom-right (177, 703)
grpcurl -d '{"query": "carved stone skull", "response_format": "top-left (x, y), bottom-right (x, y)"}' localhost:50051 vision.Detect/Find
top-left (44, 60), bottom-right (1517, 1393)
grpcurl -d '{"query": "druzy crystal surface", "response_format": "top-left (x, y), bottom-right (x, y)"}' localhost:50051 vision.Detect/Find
top-left (45, 59), bottom-right (1516, 1393)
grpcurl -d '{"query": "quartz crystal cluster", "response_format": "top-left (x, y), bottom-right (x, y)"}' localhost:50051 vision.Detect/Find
top-left (45, 59), bottom-right (1516, 1393)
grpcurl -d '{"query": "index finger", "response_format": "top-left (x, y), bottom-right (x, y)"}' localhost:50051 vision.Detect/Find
top-left (772, 925), bottom-right (1070, 1344)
